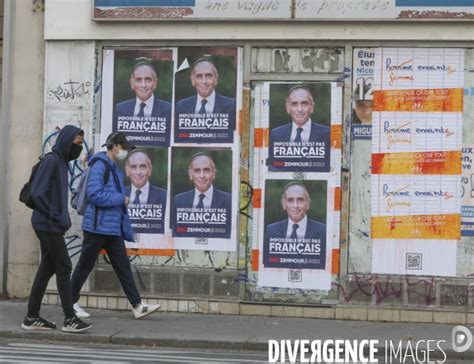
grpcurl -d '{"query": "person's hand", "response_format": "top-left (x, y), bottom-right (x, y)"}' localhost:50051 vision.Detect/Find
top-left (125, 196), bottom-right (130, 205)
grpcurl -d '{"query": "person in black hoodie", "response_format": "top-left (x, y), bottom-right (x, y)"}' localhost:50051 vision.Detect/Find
top-left (21, 125), bottom-right (92, 333)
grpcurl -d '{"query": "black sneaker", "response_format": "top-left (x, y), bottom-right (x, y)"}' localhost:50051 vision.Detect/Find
top-left (61, 316), bottom-right (92, 333)
top-left (21, 316), bottom-right (56, 330)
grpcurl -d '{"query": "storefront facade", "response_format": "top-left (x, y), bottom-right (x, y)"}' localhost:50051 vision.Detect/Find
top-left (3, 0), bottom-right (474, 320)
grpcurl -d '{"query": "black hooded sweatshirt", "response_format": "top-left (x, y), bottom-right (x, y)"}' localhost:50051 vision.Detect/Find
top-left (30, 125), bottom-right (83, 234)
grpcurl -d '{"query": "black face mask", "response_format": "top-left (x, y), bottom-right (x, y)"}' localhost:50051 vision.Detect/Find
top-left (68, 143), bottom-right (83, 161)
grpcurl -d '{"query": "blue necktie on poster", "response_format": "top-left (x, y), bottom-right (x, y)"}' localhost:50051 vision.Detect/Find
top-left (196, 193), bottom-right (205, 209)
top-left (290, 223), bottom-right (298, 239)
top-left (199, 99), bottom-right (207, 114)
top-left (294, 127), bottom-right (303, 143)
top-left (137, 103), bottom-right (146, 118)
top-left (133, 190), bottom-right (141, 205)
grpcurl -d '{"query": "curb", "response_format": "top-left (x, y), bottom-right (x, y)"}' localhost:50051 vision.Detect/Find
top-left (0, 330), bottom-right (267, 351)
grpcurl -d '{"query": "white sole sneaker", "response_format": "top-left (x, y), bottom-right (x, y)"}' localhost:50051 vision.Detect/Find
top-left (21, 323), bottom-right (54, 330)
top-left (61, 325), bottom-right (92, 333)
top-left (73, 303), bottom-right (91, 318)
top-left (133, 304), bottom-right (161, 319)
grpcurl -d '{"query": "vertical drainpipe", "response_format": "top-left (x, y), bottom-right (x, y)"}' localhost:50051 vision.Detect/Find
top-left (0, 0), bottom-right (14, 296)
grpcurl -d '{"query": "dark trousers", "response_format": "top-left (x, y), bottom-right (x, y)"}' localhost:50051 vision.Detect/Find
top-left (27, 230), bottom-right (75, 319)
top-left (71, 231), bottom-right (141, 306)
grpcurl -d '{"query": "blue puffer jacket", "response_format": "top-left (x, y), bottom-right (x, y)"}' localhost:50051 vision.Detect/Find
top-left (82, 151), bottom-right (133, 239)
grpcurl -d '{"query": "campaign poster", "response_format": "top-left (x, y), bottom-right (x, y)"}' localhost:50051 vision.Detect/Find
top-left (371, 48), bottom-right (464, 276)
top-left (122, 148), bottom-right (168, 239)
top-left (107, 49), bottom-right (174, 147)
top-left (262, 180), bottom-right (327, 270)
top-left (170, 147), bottom-right (233, 240)
top-left (174, 47), bottom-right (237, 144)
top-left (372, 112), bottom-right (462, 154)
top-left (352, 48), bottom-right (375, 140)
top-left (267, 83), bottom-right (331, 173)
top-left (372, 175), bottom-right (459, 218)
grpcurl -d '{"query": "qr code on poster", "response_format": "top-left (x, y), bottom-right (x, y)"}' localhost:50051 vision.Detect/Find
top-left (195, 237), bottom-right (208, 245)
top-left (288, 269), bottom-right (302, 282)
top-left (406, 253), bottom-right (422, 270)
top-left (293, 172), bottom-right (306, 180)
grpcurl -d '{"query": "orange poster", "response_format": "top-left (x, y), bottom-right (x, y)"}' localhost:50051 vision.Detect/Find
top-left (372, 151), bottom-right (462, 175)
top-left (373, 88), bottom-right (463, 112)
top-left (371, 214), bottom-right (461, 240)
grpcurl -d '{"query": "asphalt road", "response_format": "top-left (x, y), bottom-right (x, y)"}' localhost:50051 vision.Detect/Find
top-left (0, 338), bottom-right (270, 364)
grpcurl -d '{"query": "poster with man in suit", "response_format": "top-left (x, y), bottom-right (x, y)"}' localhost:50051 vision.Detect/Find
top-left (268, 83), bottom-right (331, 172)
top-left (171, 148), bottom-right (232, 239)
top-left (111, 50), bottom-right (174, 147)
top-left (124, 148), bottom-right (168, 235)
top-left (263, 180), bottom-right (327, 270)
top-left (174, 47), bottom-right (237, 144)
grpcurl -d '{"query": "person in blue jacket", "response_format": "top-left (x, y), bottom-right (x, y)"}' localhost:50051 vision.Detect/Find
top-left (70, 132), bottom-right (160, 320)
top-left (22, 125), bottom-right (92, 333)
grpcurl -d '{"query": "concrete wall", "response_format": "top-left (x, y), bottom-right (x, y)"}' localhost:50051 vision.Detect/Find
top-left (0, 0), bottom-right (6, 295)
top-left (44, 0), bottom-right (473, 42)
top-left (0, 0), bottom-right (4, 39)
top-left (6, 0), bottom-right (45, 297)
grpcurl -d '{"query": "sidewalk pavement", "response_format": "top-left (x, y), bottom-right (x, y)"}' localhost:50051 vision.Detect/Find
top-left (1, 298), bottom-right (473, 361)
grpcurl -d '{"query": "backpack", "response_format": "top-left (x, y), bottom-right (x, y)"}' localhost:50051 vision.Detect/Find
top-left (19, 153), bottom-right (55, 209)
top-left (71, 158), bottom-right (111, 215)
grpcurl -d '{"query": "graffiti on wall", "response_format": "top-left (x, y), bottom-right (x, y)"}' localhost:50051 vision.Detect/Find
top-left (48, 80), bottom-right (92, 102)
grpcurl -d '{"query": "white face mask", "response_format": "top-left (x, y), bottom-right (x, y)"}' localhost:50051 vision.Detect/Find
top-left (116, 149), bottom-right (128, 161)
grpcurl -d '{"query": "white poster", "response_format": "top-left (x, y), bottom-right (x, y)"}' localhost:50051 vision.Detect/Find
top-left (371, 175), bottom-right (460, 217)
top-left (372, 112), bottom-right (462, 153)
top-left (373, 48), bottom-right (465, 90)
top-left (371, 48), bottom-right (464, 276)
top-left (372, 239), bottom-right (456, 276)
top-left (252, 82), bottom-right (343, 290)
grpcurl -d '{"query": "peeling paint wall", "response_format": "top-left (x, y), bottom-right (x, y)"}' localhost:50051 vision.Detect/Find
top-left (348, 140), bottom-right (372, 274)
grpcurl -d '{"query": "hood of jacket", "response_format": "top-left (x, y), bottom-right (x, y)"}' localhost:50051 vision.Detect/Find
top-left (52, 125), bottom-right (83, 162)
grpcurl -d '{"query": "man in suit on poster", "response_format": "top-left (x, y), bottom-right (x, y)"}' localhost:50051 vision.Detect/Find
top-left (171, 153), bottom-right (231, 238)
top-left (264, 182), bottom-right (326, 243)
top-left (175, 58), bottom-right (235, 120)
top-left (113, 59), bottom-right (171, 127)
top-left (269, 86), bottom-right (331, 171)
top-left (270, 86), bottom-right (330, 145)
top-left (125, 150), bottom-right (166, 207)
